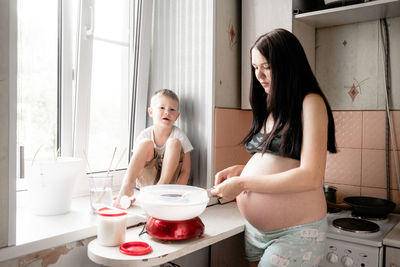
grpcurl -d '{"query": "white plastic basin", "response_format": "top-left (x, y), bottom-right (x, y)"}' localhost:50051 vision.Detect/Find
top-left (27, 157), bottom-right (85, 215)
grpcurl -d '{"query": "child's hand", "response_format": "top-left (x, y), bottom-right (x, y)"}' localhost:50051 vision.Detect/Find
top-left (113, 195), bottom-right (136, 208)
top-left (113, 183), bottom-right (134, 207)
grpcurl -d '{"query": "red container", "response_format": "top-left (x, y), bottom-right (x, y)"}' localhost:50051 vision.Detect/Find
top-left (146, 216), bottom-right (204, 240)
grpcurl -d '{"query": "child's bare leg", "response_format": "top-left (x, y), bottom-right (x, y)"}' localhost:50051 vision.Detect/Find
top-left (158, 138), bottom-right (181, 184)
top-left (115, 140), bottom-right (154, 205)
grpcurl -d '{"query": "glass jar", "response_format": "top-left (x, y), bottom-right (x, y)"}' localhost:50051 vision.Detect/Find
top-left (96, 207), bottom-right (127, 246)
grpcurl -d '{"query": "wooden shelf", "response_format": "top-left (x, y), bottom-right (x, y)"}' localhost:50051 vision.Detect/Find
top-left (294, 0), bottom-right (400, 28)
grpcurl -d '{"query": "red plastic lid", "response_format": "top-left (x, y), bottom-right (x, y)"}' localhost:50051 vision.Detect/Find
top-left (119, 241), bottom-right (152, 256)
top-left (96, 207), bottom-right (127, 217)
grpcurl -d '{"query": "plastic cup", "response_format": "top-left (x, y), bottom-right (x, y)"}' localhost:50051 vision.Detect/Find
top-left (97, 207), bottom-right (127, 246)
top-left (88, 174), bottom-right (113, 213)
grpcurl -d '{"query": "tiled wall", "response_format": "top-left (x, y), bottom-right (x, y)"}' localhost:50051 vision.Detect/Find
top-left (214, 108), bottom-right (400, 211)
top-left (325, 111), bottom-right (400, 210)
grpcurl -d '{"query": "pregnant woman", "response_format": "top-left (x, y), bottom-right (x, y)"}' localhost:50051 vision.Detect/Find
top-left (211, 29), bottom-right (337, 267)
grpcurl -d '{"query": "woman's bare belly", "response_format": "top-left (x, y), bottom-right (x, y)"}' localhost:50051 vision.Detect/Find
top-left (236, 153), bottom-right (327, 231)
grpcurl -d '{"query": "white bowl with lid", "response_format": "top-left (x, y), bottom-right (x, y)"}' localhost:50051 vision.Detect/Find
top-left (137, 184), bottom-right (209, 221)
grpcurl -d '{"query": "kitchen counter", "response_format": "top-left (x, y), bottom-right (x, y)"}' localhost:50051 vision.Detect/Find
top-left (87, 201), bottom-right (245, 267)
top-left (384, 221), bottom-right (400, 248)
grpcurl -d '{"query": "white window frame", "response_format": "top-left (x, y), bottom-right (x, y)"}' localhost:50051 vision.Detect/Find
top-left (9, 0), bottom-right (18, 247)
top-left (60, 0), bottom-right (75, 157)
top-left (72, 0), bottom-right (153, 191)
top-left (131, 0), bottom-right (152, 140)
top-left (14, 0), bottom-right (153, 196)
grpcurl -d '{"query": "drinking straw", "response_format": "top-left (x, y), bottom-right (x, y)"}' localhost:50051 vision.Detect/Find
top-left (82, 150), bottom-right (93, 173)
top-left (31, 144), bottom-right (44, 167)
top-left (106, 147), bottom-right (117, 177)
top-left (83, 150), bottom-right (97, 211)
top-left (97, 147), bottom-right (118, 204)
top-left (111, 147), bottom-right (127, 176)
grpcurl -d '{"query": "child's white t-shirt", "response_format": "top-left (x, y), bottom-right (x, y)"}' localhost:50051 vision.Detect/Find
top-left (134, 125), bottom-right (193, 155)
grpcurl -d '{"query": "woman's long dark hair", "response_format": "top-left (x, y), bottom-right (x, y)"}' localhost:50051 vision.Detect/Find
top-left (242, 28), bottom-right (336, 158)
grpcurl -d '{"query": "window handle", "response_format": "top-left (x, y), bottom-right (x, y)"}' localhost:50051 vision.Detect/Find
top-left (19, 146), bottom-right (25, 179)
top-left (85, 6), bottom-right (94, 39)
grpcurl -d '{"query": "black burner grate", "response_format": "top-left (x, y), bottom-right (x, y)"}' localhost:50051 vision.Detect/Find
top-left (332, 218), bottom-right (380, 233)
top-left (327, 207), bottom-right (342, 214)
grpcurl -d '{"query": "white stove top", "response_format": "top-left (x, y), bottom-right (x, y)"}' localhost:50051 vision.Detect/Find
top-left (326, 210), bottom-right (400, 247)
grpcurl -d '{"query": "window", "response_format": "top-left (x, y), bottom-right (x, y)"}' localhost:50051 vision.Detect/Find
top-left (17, 0), bottom-right (59, 175)
top-left (16, 0), bottom-right (151, 192)
top-left (75, 0), bottom-right (132, 173)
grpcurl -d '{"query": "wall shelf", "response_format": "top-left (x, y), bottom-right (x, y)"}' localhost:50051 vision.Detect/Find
top-left (294, 0), bottom-right (400, 28)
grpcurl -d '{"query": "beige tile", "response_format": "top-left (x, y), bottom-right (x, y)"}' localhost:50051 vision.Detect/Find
top-left (324, 148), bottom-right (361, 186)
top-left (389, 111), bottom-right (400, 150)
top-left (326, 183), bottom-right (360, 203)
top-left (362, 111), bottom-right (385, 149)
top-left (215, 146), bottom-right (249, 175)
top-left (360, 187), bottom-right (387, 199)
top-left (215, 108), bottom-right (252, 148)
top-left (361, 149), bottom-right (386, 188)
top-left (389, 150), bottom-right (400, 190)
top-left (333, 111), bottom-right (362, 148)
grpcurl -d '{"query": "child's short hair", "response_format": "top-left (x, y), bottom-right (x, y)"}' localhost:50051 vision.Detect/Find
top-left (151, 89), bottom-right (179, 106)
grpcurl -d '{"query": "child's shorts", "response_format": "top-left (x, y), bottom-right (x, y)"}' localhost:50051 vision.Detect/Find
top-left (245, 216), bottom-right (327, 267)
top-left (136, 149), bottom-right (184, 188)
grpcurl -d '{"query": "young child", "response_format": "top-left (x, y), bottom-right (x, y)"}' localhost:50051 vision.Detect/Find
top-left (115, 89), bottom-right (193, 207)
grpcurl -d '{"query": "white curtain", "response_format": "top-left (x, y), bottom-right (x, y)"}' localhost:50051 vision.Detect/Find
top-left (147, 0), bottom-right (214, 188)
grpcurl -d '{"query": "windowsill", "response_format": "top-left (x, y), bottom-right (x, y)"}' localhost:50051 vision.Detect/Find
top-left (0, 191), bottom-right (147, 262)
top-left (0, 190), bottom-right (221, 262)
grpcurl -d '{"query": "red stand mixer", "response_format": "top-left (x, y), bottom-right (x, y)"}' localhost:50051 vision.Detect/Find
top-left (146, 216), bottom-right (204, 240)
top-left (137, 185), bottom-right (209, 241)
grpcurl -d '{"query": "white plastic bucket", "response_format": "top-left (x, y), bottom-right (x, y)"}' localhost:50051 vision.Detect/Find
top-left (26, 157), bottom-right (85, 215)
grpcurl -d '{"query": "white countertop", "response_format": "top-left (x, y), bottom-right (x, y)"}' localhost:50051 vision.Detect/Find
top-left (0, 193), bottom-right (147, 262)
top-left (88, 202), bottom-right (245, 267)
top-left (384, 221), bottom-right (400, 248)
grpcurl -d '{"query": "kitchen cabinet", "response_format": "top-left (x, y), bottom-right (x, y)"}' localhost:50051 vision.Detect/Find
top-left (241, 0), bottom-right (293, 109)
top-left (294, 0), bottom-right (400, 28)
top-left (386, 246), bottom-right (400, 266)
top-left (241, 0), bottom-right (400, 110)
top-left (241, 0), bottom-right (313, 109)
top-left (384, 221), bottom-right (400, 266)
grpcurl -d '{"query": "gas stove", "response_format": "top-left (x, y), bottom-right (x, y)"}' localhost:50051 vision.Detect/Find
top-left (320, 209), bottom-right (400, 266)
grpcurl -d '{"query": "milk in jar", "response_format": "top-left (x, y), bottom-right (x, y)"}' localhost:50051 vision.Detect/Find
top-left (96, 207), bottom-right (127, 246)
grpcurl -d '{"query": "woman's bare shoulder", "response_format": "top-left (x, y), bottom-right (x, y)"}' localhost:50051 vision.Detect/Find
top-left (303, 93), bottom-right (326, 112)
top-left (302, 93), bottom-right (328, 124)
top-left (303, 93), bottom-right (324, 105)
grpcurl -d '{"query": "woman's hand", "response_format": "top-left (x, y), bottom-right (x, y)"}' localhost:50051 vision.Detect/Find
top-left (214, 165), bottom-right (245, 185)
top-left (212, 165), bottom-right (245, 200)
top-left (211, 176), bottom-right (244, 200)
